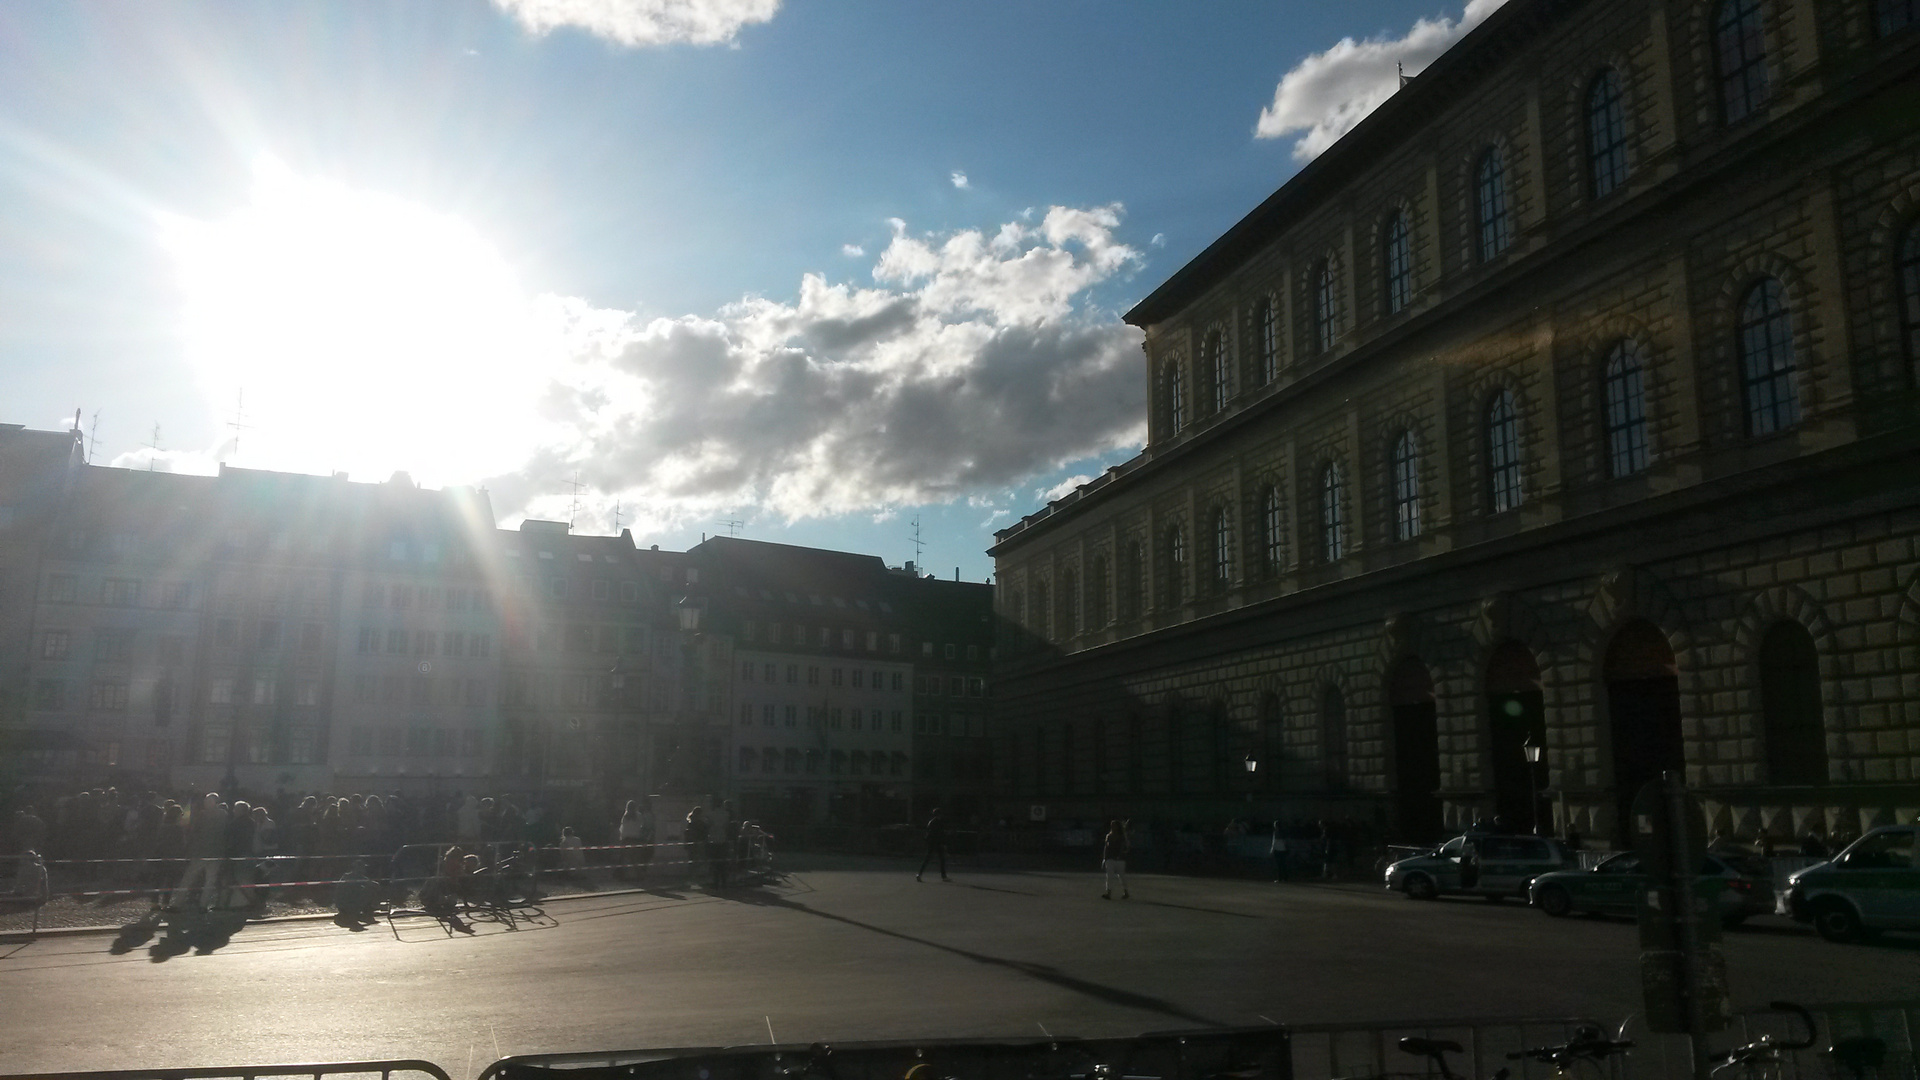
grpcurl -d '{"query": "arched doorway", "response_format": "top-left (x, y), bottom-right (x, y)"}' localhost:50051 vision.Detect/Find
top-left (1388, 657), bottom-right (1443, 842)
top-left (1604, 619), bottom-right (1683, 839)
top-left (1485, 641), bottom-right (1547, 832)
top-left (1759, 622), bottom-right (1825, 786)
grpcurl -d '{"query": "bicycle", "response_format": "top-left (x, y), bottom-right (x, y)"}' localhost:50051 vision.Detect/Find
top-left (1380, 1022), bottom-right (1633, 1080)
top-left (1710, 1002), bottom-right (1817, 1080)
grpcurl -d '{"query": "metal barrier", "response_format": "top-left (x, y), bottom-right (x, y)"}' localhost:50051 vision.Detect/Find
top-left (1284, 1001), bottom-right (1920, 1080)
top-left (4, 1061), bottom-right (452, 1080)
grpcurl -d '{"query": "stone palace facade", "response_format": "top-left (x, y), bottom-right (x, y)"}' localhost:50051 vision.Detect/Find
top-left (988, 0), bottom-right (1920, 844)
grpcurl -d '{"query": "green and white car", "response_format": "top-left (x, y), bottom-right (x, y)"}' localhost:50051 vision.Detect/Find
top-left (1526, 851), bottom-right (1774, 925)
top-left (1785, 825), bottom-right (1920, 942)
top-left (1384, 833), bottom-right (1575, 901)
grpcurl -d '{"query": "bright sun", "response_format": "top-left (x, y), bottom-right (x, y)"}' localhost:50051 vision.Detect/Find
top-left (161, 158), bottom-right (556, 485)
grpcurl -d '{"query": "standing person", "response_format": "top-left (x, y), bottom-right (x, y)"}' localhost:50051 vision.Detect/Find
top-left (1100, 820), bottom-right (1130, 900)
top-left (706, 797), bottom-right (732, 888)
top-left (557, 827), bottom-right (587, 882)
top-left (171, 794), bottom-right (227, 911)
top-left (683, 805), bottom-right (709, 884)
top-left (915, 807), bottom-right (950, 882)
top-left (1269, 820), bottom-right (1290, 882)
top-left (616, 800), bottom-right (645, 880)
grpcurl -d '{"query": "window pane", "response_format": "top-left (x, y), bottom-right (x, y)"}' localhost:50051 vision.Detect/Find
top-left (1392, 432), bottom-right (1421, 541)
top-left (1262, 485), bottom-right (1284, 572)
top-left (1314, 261), bottom-right (1337, 353)
top-left (1488, 390), bottom-right (1523, 512)
top-left (1257, 295), bottom-right (1278, 384)
top-left (1587, 69), bottom-right (1629, 199)
top-left (1879, 0), bottom-right (1920, 36)
top-left (1603, 341), bottom-right (1651, 477)
top-left (1321, 465), bottom-right (1345, 561)
top-left (1716, 0), bottom-right (1769, 123)
top-left (1476, 149), bottom-right (1510, 260)
top-left (1739, 278), bottom-right (1800, 435)
top-left (1383, 212), bottom-right (1412, 314)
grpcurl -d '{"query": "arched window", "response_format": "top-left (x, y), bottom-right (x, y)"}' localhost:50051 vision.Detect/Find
top-left (1088, 554), bottom-right (1110, 627)
top-left (1121, 541), bottom-right (1143, 619)
top-left (1321, 685), bottom-right (1348, 788)
top-left (1879, 0), bottom-right (1919, 36)
top-left (1163, 525), bottom-right (1186, 607)
top-left (1391, 430), bottom-right (1421, 541)
top-left (1715, 0), bottom-right (1769, 124)
top-left (1897, 222), bottom-right (1920, 368)
top-left (1602, 340), bottom-right (1650, 477)
top-left (1475, 147), bottom-right (1511, 262)
top-left (1382, 211), bottom-right (1412, 315)
top-left (1204, 328), bottom-right (1229, 414)
top-left (1313, 258), bottom-right (1337, 354)
top-left (1759, 622), bottom-right (1826, 785)
top-left (1211, 506), bottom-right (1233, 591)
top-left (1586, 68), bottom-right (1629, 200)
top-left (1032, 578), bottom-right (1051, 641)
top-left (1487, 390), bottom-right (1523, 513)
top-left (1058, 567), bottom-right (1079, 636)
top-left (1261, 483), bottom-right (1285, 574)
top-left (1738, 277), bottom-right (1800, 435)
top-left (1162, 360), bottom-right (1186, 434)
top-left (1254, 294), bottom-right (1279, 385)
top-left (1320, 463), bottom-right (1345, 562)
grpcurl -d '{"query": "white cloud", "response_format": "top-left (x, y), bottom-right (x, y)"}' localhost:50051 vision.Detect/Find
top-left (1149, 232), bottom-right (1166, 248)
top-left (841, 244), bottom-right (865, 257)
top-left (485, 205), bottom-right (1148, 531)
top-left (108, 438), bottom-right (233, 477)
top-left (1255, 0), bottom-right (1509, 161)
top-left (950, 171), bottom-right (970, 189)
top-left (1037, 474), bottom-right (1095, 503)
top-left (492, 0), bottom-right (780, 47)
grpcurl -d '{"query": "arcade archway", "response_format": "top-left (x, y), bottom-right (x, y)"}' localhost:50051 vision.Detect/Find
top-left (1604, 619), bottom-right (1683, 839)
top-left (1388, 657), bottom-right (1442, 842)
top-left (1485, 641), bottom-right (1547, 832)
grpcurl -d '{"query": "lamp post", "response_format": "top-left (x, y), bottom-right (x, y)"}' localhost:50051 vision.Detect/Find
top-left (1522, 736), bottom-right (1543, 835)
top-left (1243, 752), bottom-right (1259, 803)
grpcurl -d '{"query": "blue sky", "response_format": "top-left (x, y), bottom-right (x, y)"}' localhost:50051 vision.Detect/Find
top-left (0, 0), bottom-right (1505, 582)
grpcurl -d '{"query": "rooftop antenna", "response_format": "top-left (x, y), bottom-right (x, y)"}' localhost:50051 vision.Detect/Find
top-left (717, 518), bottom-right (744, 537)
top-left (70, 409), bottom-right (83, 460)
top-left (612, 501), bottom-right (625, 534)
top-left (145, 424), bottom-right (164, 471)
top-left (226, 389), bottom-right (253, 460)
top-left (565, 471), bottom-right (585, 530)
top-left (908, 515), bottom-right (925, 572)
top-left (87, 410), bottom-right (100, 463)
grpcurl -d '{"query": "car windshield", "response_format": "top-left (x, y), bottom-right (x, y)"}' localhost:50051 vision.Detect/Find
top-left (3, 2), bottom-right (1918, 1077)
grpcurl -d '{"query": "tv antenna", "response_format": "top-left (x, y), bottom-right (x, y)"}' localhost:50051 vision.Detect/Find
top-left (87, 410), bottom-right (100, 463)
top-left (717, 518), bottom-right (745, 537)
top-left (226, 389), bottom-right (253, 459)
top-left (566, 471), bottom-right (585, 530)
top-left (908, 515), bottom-right (925, 569)
top-left (145, 424), bottom-right (164, 471)
top-left (612, 501), bottom-right (625, 533)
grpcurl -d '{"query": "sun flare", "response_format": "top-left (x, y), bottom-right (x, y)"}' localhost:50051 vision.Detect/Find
top-left (161, 158), bottom-right (557, 485)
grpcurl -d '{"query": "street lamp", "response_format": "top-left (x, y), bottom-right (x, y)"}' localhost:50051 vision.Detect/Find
top-left (1243, 752), bottom-right (1259, 803)
top-left (1522, 736), bottom-right (1543, 835)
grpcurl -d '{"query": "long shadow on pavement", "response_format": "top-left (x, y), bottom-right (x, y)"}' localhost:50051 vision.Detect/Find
top-left (1129, 899), bottom-right (1259, 920)
top-left (720, 888), bottom-right (1224, 1028)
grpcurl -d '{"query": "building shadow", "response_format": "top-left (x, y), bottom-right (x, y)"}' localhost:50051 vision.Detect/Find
top-left (722, 891), bottom-right (1223, 1028)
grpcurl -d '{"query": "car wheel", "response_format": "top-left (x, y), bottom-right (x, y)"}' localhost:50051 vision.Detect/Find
top-left (1811, 900), bottom-right (1863, 943)
top-left (1404, 873), bottom-right (1438, 901)
top-left (1536, 885), bottom-right (1572, 917)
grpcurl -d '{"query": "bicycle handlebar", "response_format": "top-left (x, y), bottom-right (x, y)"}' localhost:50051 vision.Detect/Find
top-left (1506, 1039), bottom-right (1635, 1064)
top-left (1712, 1002), bottom-right (1817, 1065)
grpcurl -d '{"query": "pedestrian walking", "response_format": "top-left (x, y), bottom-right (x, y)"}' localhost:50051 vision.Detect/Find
top-left (1100, 820), bottom-right (1130, 899)
top-left (616, 800), bottom-right (645, 879)
top-left (1269, 820), bottom-right (1289, 882)
top-left (915, 807), bottom-right (950, 882)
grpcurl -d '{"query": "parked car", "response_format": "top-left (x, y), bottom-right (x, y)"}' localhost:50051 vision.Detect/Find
top-left (1384, 833), bottom-right (1575, 901)
top-left (1785, 825), bottom-right (1920, 942)
top-left (1526, 850), bottom-right (1774, 925)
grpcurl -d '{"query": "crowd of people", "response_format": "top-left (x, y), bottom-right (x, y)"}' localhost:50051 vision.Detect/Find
top-left (2, 785), bottom-right (769, 918)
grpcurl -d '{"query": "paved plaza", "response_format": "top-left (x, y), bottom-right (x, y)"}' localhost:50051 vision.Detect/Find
top-left (1, 858), bottom-right (1912, 1076)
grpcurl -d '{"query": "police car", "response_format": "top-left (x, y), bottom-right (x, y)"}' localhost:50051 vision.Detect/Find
top-left (1785, 825), bottom-right (1920, 942)
top-left (1384, 833), bottom-right (1576, 901)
